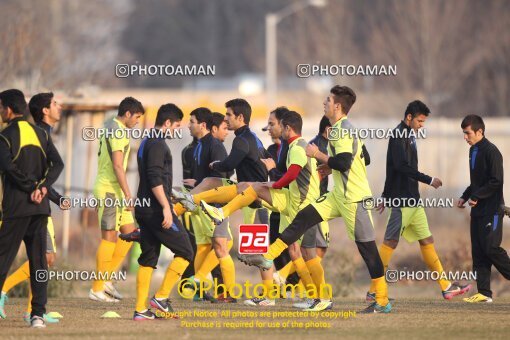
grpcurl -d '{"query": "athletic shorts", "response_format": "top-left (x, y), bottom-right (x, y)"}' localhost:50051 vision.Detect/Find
top-left (136, 211), bottom-right (194, 267)
top-left (311, 191), bottom-right (375, 242)
top-left (242, 206), bottom-right (269, 225)
top-left (384, 207), bottom-right (431, 243)
top-left (192, 207), bottom-right (232, 245)
top-left (278, 213), bottom-right (291, 234)
top-left (269, 188), bottom-right (317, 245)
top-left (46, 217), bottom-right (57, 253)
top-left (93, 188), bottom-right (134, 231)
top-left (301, 221), bottom-right (330, 248)
top-left (221, 178), bottom-right (237, 186)
top-left (269, 188), bottom-right (296, 217)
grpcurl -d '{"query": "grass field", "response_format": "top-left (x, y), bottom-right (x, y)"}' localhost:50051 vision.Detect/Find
top-left (2, 296), bottom-right (510, 339)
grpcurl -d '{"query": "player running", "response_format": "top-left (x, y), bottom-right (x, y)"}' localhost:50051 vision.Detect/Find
top-left (366, 100), bottom-right (471, 302)
top-left (89, 97), bottom-right (143, 302)
top-left (235, 86), bottom-right (392, 314)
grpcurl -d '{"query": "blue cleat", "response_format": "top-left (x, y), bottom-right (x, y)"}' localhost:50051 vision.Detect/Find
top-left (0, 293), bottom-right (7, 319)
top-left (360, 301), bottom-right (392, 314)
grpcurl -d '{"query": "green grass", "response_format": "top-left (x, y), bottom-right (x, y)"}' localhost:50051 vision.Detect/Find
top-left (2, 297), bottom-right (510, 339)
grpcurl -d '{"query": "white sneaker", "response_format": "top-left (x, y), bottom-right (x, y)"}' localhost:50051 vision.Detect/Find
top-left (104, 282), bottom-right (123, 300)
top-left (292, 298), bottom-right (314, 309)
top-left (30, 315), bottom-right (46, 328)
top-left (243, 297), bottom-right (275, 306)
top-left (89, 289), bottom-right (119, 303)
top-left (304, 299), bottom-right (333, 311)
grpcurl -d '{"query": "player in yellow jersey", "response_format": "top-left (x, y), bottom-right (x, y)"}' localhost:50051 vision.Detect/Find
top-left (238, 86), bottom-right (392, 314)
top-left (89, 97), bottom-right (144, 302)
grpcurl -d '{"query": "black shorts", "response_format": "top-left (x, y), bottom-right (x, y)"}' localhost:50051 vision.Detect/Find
top-left (135, 211), bottom-right (194, 268)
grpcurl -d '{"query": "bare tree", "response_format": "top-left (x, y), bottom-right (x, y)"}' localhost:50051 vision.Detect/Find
top-left (0, 0), bottom-right (130, 93)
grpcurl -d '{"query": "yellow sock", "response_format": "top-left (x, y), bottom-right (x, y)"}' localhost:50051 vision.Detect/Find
top-left (183, 211), bottom-right (191, 228)
top-left (293, 257), bottom-right (315, 297)
top-left (3, 260), bottom-right (30, 293)
top-left (296, 280), bottom-right (307, 298)
top-left (193, 185), bottom-right (238, 204)
top-left (155, 257), bottom-right (189, 299)
top-left (369, 244), bottom-right (394, 293)
top-left (264, 238), bottom-right (288, 260)
top-left (219, 255), bottom-right (236, 294)
top-left (109, 238), bottom-right (133, 273)
top-left (222, 186), bottom-right (258, 217)
top-left (135, 266), bottom-right (154, 312)
top-left (379, 244), bottom-right (394, 272)
top-left (195, 250), bottom-right (219, 283)
top-left (194, 244), bottom-right (212, 273)
top-left (174, 203), bottom-right (186, 216)
top-left (278, 261), bottom-right (295, 280)
top-left (262, 279), bottom-right (275, 299)
top-left (195, 240), bottom-right (234, 283)
top-left (306, 257), bottom-right (328, 299)
top-left (372, 276), bottom-right (389, 306)
top-left (420, 243), bottom-right (450, 291)
top-left (92, 240), bottom-right (116, 292)
top-left (26, 286), bottom-right (32, 313)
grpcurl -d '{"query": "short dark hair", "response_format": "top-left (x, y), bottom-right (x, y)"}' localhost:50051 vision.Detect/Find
top-left (461, 114), bottom-right (485, 134)
top-left (190, 107), bottom-right (212, 128)
top-left (270, 106), bottom-right (289, 121)
top-left (404, 100), bottom-right (430, 119)
top-left (225, 98), bottom-right (251, 124)
top-left (209, 112), bottom-right (225, 131)
top-left (28, 92), bottom-right (53, 123)
top-left (0, 89), bottom-right (27, 115)
top-left (118, 96), bottom-right (145, 117)
top-left (318, 115), bottom-right (331, 135)
top-left (281, 111), bottom-right (303, 135)
top-left (330, 86), bottom-right (356, 114)
top-left (155, 103), bottom-right (183, 126)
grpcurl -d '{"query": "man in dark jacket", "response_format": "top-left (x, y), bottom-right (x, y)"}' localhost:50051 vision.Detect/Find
top-left (1, 92), bottom-right (66, 324)
top-left (367, 100), bottom-right (471, 302)
top-left (132, 103), bottom-right (194, 320)
top-left (458, 114), bottom-right (510, 303)
top-left (0, 89), bottom-right (64, 328)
